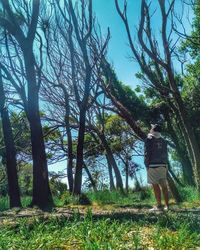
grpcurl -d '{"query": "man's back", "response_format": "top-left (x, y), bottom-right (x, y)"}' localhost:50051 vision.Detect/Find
top-left (144, 136), bottom-right (168, 167)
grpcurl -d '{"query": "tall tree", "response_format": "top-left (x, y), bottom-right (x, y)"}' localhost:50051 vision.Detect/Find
top-left (63, 0), bottom-right (109, 195)
top-left (0, 0), bottom-right (52, 207)
top-left (115, 0), bottom-right (200, 190)
top-left (0, 69), bottom-right (21, 207)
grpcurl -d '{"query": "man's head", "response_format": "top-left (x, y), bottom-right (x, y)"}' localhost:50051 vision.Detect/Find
top-left (150, 124), bottom-right (162, 133)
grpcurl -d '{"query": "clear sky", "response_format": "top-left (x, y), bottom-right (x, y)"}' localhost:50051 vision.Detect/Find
top-left (93, 0), bottom-right (141, 88)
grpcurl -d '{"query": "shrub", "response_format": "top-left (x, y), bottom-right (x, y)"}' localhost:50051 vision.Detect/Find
top-left (60, 192), bottom-right (91, 205)
top-left (179, 186), bottom-right (200, 202)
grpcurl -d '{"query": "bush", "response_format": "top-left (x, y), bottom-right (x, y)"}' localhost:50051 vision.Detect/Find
top-left (87, 190), bottom-right (124, 205)
top-left (60, 192), bottom-right (91, 205)
top-left (78, 193), bottom-right (91, 205)
top-left (179, 186), bottom-right (200, 202)
top-left (60, 192), bottom-right (73, 205)
top-left (138, 188), bottom-right (152, 201)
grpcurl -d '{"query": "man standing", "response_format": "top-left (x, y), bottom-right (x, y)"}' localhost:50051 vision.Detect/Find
top-left (144, 124), bottom-right (169, 211)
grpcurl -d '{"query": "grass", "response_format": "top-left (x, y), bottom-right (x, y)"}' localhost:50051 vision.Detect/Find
top-left (0, 209), bottom-right (199, 250)
top-left (178, 186), bottom-right (200, 208)
top-left (0, 187), bottom-right (200, 249)
top-left (1, 186), bottom-right (199, 211)
top-left (0, 196), bottom-right (32, 211)
top-left (86, 189), bottom-right (153, 205)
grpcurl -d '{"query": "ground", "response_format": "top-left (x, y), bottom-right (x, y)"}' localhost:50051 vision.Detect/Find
top-left (0, 189), bottom-right (200, 249)
top-left (0, 204), bottom-right (199, 250)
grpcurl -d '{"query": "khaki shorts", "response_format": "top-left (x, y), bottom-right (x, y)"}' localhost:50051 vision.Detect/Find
top-left (147, 166), bottom-right (167, 185)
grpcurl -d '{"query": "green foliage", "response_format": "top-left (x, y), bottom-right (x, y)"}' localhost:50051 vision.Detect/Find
top-left (179, 186), bottom-right (200, 203)
top-left (104, 114), bottom-right (136, 154)
top-left (0, 196), bottom-right (9, 211)
top-left (180, 0), bottom-right (200, 135)
top-left (18, 163), bottom-right (32, 196)
top-left (102, 61), bottom-right (150, 122)
top-left (138, 188), bottom-right (152, 201)
top-left (60, 192), bottom-right (91, 205)
top-left (181, 0), bottom-right (200, 59)
top-left (0, 211), bottom-right (199, 249)
top-left (0, 196), bottom-right (32, 211)
top-left (84, 133), bottom-right (103, 158)
top-left (43, 125), bottom-right (62, 142)
top-left (86, 189), bottom-right (154, 206)
top-left (49, 177), bottom-right (67, 197)
top-left (78, 193), bottom-right (91, 205)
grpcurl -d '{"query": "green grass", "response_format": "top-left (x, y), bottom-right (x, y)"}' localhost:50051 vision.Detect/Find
top-left (180, 186), bottom-right (200, 202)
top-left (1, 186), bottom-right (200, 211)
top-left (83, 189), bottom-right (154, 207)
top-left (0, 196), bottom-right (32, 211)
top-left (0, 196), bottom-right (9, 211)
top-left (0, 210), bottom-right (199, 250)
top-left (0, 188), bottom-right (200, 249)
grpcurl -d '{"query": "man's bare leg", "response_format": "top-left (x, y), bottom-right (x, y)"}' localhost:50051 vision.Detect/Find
top-left (152, 184), bottom-right (162, 207)
top-left (160, 181), bottom-right (169, 207)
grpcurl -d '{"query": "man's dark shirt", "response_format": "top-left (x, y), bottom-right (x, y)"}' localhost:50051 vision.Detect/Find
top-left (144, 136), bottom-right (168, 168)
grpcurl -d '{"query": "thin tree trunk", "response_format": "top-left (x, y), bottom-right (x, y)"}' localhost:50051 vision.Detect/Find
top-left (98, 132), bottom-right (124, 191)
top-left (66, 137), bottom-right (74, 194)
top-left (166, 114), bottom-right (195, 186)
top-left (125, 160), bottom-right (129, 192)
top-left (65, 111), bottom-right (74, 193)
top-left (83, 163), bottom-right (97, 192)
top-left (106, 155), bottom-right (115, 190)
top-left (0, 71), bottom-right (21, 208)
top-left (73, 109), bottom-right (86, 195)
top-left (167, 163), bottom-right (184, 187)
top-left (175, 95), bottom-right (200, 189)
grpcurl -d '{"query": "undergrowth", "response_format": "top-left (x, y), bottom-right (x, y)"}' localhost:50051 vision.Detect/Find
top-left (0, 209), bottom-right (199, 250)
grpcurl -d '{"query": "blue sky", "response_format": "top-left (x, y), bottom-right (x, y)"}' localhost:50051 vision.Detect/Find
top-left (92, 0), bottom-right (193, 86)
top-left (93, 0), bottom-right (141, 88)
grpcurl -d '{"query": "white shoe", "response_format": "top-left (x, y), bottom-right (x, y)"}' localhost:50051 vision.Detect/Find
top-left (163, 206), bottom-right (169, 211)
top-left (149, 206), bottom-right (163, 212)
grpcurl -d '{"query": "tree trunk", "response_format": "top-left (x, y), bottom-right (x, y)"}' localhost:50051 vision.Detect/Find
top-left (65, 115), bottom-right (74, 193)
top-left (84, 163), bottom-right (97, 192)
top-left (168, 72), bottom-right (200, 190)
top-left (167, 172), bottom-right (182, 203)
top-left (98, 132), bottom-right (124, 191)
top-left (106, 155), bottom-right (115, 190)
top-left (125, 160), bottom-right (129, 192)
top-left (181, 155), bottom-right (195, 186)
top-left (167, 163), bottom-right (184, 187)
top-left (176, 97), bottom-right (200, 189)
top-left (166, 114), bottom-right (195, 186)
top-left (0, 71), bottom-right (21, 208)
top-left (73, 109), bottom-right (86, 195)
top-left (23, 49), bottom-right (52, 208)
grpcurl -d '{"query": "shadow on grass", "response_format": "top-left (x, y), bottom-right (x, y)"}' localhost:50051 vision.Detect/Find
top-left (88, 211), bottom-right (200, 233)
top-left (116, 203), bottom-right (152, 209)
top-left (1, 202), bottom-right (200, 233)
